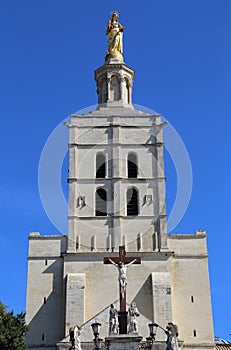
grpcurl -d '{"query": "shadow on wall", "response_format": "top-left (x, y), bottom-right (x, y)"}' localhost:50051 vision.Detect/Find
top-left (26, 260), bottom-right (65, 347)
top-left (133, 275), bottom-right (153, 321)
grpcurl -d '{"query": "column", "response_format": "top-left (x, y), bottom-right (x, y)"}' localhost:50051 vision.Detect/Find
top-left (65, 273), bottom-right (86, 335)
top-left (151, 272), bottom-right (172, 332)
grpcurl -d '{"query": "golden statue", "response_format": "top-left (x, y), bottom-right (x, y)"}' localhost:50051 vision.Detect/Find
top-left (105, 11), bottom-right (124, 62)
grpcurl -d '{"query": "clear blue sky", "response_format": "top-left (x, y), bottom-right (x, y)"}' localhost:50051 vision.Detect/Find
top-left (0, 0), bottom-right (230, 340)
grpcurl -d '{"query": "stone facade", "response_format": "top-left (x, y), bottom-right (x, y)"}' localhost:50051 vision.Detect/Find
top-left (67, 108), bottom-right (167, 254)
top-left (25, 59), bottom-right (215, 350)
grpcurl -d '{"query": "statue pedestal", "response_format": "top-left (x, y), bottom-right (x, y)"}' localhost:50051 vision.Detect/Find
top-left (105, 51), bottom-right (124, 63)
top-left (105, 334), bottom-right (143, 350)
top-left (118, 311), bottom-right (128, 334)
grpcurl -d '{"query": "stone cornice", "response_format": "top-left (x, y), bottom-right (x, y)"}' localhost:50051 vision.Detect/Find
top-left (173, 254), bottom-right (208, 259)
top-left (68, 214), bottom-right (167, 220)
top-left (28, 234), bottom-right (67, 240)
top-left (94, 63), bottom-right (135, 77)
top-left (27, 255), bottom-right (63, 260)
top-left (68, 142), bottom-right (164, 148)
top-left (182, 343), bottom-right (215, 349)
top-left (71, 113), bottom-right (161, 118)
top-left (68, 120), bottom-right (163, 128)
top-left (67, 177), bottom-right (166, 183)
top-left (168, 231), bottom-right (207, 239)
top-left (62, 250), bottom-right (174, 258)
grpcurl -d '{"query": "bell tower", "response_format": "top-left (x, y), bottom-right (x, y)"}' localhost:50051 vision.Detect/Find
top-left (66, 14), bottom-right (167, 253)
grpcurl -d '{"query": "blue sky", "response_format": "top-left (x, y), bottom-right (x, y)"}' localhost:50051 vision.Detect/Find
top-left (0, 0), bottom-right (230, 340)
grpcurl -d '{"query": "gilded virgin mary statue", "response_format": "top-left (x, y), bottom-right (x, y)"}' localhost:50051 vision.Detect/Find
top-left (105, 11), bottom-right (124, 62)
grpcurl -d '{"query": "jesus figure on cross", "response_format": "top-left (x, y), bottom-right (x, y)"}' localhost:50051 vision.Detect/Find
top-left (108, 258), bottom-right (137, 299)
top-left (104, 246), bottom-right (141, 334)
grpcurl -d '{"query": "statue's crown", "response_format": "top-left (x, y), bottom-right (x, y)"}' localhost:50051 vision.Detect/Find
top-left (110, 10), bottom-right (119, 17)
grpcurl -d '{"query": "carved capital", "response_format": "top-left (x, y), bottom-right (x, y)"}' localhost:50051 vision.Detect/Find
top-left (118, 77), bottom-right (125, 83)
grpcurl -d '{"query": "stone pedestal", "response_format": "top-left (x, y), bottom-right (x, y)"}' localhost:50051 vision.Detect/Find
top-left (105, 334), bottom-right (143, 350)
top-left (118, 311), bottom-right (128, 335)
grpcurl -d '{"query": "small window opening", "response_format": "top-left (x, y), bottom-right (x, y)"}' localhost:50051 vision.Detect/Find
top-left (127, 187), bottom-right (139, 216)
top-left (96, 153), bottom-right (106, 178)
top-left (127, 153), bottom-right (138, 178)
top-left (44, 297), bottom-right (47, 304)
top-left (193, 330), bottom-right (197, 337)
top-left (191, 296), bottom-right (194, 303)
top-left (95, 188), bottom-right (107, 216)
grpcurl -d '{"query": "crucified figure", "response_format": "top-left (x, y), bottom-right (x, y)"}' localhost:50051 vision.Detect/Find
top-left (104, 246), bottom-right (141, 334)
top-left (109, 258), bottom-right (136, 299)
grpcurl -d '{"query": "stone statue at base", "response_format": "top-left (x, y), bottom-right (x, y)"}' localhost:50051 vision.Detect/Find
top-left (166, 323), bottom-right (179, 350)
top-left (109, 304), bottom-right (118, 334)
top-left (69, 325), bottom-right (82, 350)
top-left (128, 302), bottom-right (140, 334)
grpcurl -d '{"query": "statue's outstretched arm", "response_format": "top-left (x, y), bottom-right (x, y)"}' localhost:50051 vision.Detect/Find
top-left (126, 259), bottom-right (136, 267)
top-left (109, 258), bottom-right (118, 267)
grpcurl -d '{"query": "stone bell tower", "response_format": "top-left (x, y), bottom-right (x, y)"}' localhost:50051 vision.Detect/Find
top-left (26, 11), bottom-right (215, 350)
top-left (66, 79), bottom-right (168, 254)
top-left (66, 11), bottom-right (167, 255)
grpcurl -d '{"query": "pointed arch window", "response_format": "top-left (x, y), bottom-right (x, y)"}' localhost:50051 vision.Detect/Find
top-left (96, 153), bottom-right (106, 178)
top-left (127, 152), bottom-right (138, 178)
top-left (127, 187), bottom-right (139, 216)
top-left (95, 188), bottom-right (107, 216)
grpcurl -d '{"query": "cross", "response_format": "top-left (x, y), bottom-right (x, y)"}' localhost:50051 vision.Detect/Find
top-left (104, 246), bottom-right (141, 334)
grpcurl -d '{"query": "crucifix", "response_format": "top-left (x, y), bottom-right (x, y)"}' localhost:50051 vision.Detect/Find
top-left (104, 246), bottom-right (141, 334)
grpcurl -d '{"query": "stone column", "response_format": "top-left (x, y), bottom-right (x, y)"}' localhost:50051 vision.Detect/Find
top-left (67, 134), bottom-right (78, 252)
top-left (111, 123), bottom-right (121, 248)
top-left (151, 272), bottom-right (172, 331)
top-left (119, 77), bottom-right (126, 102)
top-left (127, 82), bottom-right (132, 105)
top-left (107, 77), bottom-right (111, 102)
top-left (65, 273), bottom-right (86, 335)
top-left (154, 122), bottom-right (167, 249)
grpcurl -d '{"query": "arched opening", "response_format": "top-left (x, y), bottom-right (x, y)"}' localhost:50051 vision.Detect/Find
top-left (127, 153), bottom-right (138, 178)
top-left (127, 187), bottom-right (139, 216)
top-left (110, 75), bottom-right (120, 101)
top-left (95, 188), bottom-right (107, 216)
top-left (96, 153), bottom-right (106, 178)
top-left (125, 78), bottom-right (129, 104)
top-left (101, 78), bottom-right (108, 103)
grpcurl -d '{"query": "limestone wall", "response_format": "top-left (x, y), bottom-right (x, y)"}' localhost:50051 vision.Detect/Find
top-left (26, 234), bottom-right (66, 348)
top-left (26, 232), bottom-right (215, 350)
top-left (168, 232), bottom-right (215, 348)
